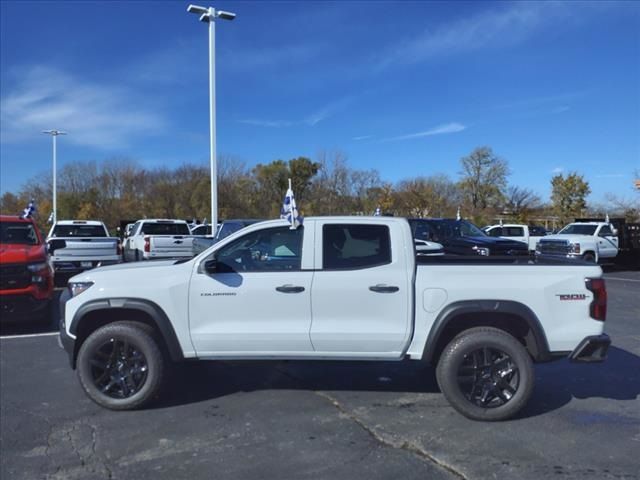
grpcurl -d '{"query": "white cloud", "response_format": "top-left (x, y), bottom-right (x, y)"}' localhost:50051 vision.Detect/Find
top-left (375, 2), bottom-right (573, 70)
top-left (551, 106), bottom-right (571, 114)
top-left (352, 135), bottom-right (372, 141)
top-left (384, 122), bottom-right (466, 142)
top-left (552, 167), bottom-right (564, 174)
top-left (0, 66), bottom-right (166, 149)
top-left (238, 119), bottom-right (294, 128)
top-left (239, 96), bottom-right (355, 129)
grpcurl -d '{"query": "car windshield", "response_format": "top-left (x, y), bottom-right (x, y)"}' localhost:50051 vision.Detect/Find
top-left (0, 221), bottom-right (39, 245)
top-left (141, 223), bottom-right (190, 235)
top-left (51, 225), bottom-right (107, 237)
top-left (558, 224), bottom-right (597, 235)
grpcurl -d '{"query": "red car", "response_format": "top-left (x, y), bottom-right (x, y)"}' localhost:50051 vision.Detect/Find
top-left (0, 215), bottom-right (55, 323)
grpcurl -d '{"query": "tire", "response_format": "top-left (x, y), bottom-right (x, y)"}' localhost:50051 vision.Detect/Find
top-left (436, 326), bottom-right (534, 421)
top-left (582, 252), bottom-right (596, 263)
top-left (76, 322), bottom-right (165, 410)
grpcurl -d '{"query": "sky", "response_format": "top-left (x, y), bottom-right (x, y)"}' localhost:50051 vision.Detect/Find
top-left (1, 0), bottom-right (639, 205)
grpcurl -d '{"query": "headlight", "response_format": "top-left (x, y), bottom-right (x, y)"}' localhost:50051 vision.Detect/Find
top-left (27, 262), bottom-right (48, 272)
top-left (569, 243), bottom-right (581, 254)
top-left (472, 246), bottom-right (490, 256)
top-left (69, 282), bottom-right (94, 297)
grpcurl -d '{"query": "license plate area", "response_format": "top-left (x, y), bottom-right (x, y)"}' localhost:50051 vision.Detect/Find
top-left (80, 261), bottom-right (93, 268)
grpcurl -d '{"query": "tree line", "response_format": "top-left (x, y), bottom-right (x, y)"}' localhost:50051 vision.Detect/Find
top-left (1, 147), bottom-right (637, 234)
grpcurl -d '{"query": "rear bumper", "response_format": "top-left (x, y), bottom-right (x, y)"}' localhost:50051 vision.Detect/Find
top-left (51, 258), bottom-right (121, 273)
top-left (569, 334), bottom-right (611, 363)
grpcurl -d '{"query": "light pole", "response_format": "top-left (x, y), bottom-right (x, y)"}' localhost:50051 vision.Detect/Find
top-left (42, 130), bottom-right (67, 224)
top-left (187, 4), bottom-right (235, 238)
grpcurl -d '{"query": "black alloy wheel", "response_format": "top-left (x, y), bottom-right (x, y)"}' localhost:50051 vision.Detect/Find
top-left (436, 326), bottom-right (534, 421)
top-left (90, 338), bottom-right (149, 399)
top-left (456, 347), bottom-right (519, 408)
top-left (77, 322), bottom-right (165, 410)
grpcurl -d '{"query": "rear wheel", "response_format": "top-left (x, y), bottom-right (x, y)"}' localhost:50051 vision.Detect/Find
top-left (436, 327), bottom-right (534, 421)
top-left (77, 322), bottom-right (165, 410)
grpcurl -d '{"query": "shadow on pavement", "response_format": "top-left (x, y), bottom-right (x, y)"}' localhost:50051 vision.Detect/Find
top-left (154, 346), bottom-right (640, 417)
top-left (521, 346), bottom-right (640, 418)
top-left (154, 359), bottom-right (440, 409)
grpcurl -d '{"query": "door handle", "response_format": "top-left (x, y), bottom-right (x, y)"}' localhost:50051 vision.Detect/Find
top-left (276, 285), bottom-right (305, 293)
top-left (369, 284), bottom-right (399, 293)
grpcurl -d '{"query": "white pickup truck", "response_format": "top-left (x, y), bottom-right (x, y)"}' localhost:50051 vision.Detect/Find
top-left (59, 216), bottom-right (610, 421)
top-left (536, 221), bottom-right (619, 263)
top-left (123, 219), bottom-right (195, 261)
top-left (483, 224), bottom-right (547, 252)
top-left (46, 220), bottom-right (121, 284)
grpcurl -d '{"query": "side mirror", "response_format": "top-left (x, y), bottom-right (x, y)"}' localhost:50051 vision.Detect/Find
top-left (48, 239), bottom-right (66, 255)
top-left (203, 258), bottom-right (217, 274)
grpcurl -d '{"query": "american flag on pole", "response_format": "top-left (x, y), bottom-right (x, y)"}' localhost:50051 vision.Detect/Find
top-left (280, 178), bottom-right (302, 230)
top-left (20, 199), bottom-right (36, 219)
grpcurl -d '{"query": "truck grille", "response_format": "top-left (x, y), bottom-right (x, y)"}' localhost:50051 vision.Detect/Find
top-left (0, 265), bottom-right (31, 289)
top-left (538, 240), bottom-right (570, 255)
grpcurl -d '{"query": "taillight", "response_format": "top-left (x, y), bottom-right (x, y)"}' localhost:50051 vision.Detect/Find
top-left (585, 278), bottom-right (607, 321)
top-left (144, 236), bottom-right (150, 253)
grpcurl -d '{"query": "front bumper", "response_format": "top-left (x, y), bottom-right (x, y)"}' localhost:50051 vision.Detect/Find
top-left (569, 334), bottom-right (611, 363)
top-left (58, 288), bottom-right (75, 368)
top-left (0, 294), bottom-right (50, 321)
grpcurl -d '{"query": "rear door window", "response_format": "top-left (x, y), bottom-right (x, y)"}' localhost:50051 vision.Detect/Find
top-left (323, 224), bottom-right (391, 270)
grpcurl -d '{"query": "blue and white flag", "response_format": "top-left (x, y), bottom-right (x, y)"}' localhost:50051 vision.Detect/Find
top-left (456, 207), bottom-right (461, 221)
top-left (374, 206), bottom-right (381, 216)
top-left (47, 212), bottom-right (54, 224)
top-left (280, 178), bottom-right (302, 230)
top-left (20, 199), bottom-right (36, 219)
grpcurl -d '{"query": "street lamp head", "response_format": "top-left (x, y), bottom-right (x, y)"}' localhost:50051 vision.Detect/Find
top-left (42, 130), bottom-right (67, 136)
top-left (216, 10), bottom-right (236, 20)
top-left (187, 4), bottom-right (209, 15)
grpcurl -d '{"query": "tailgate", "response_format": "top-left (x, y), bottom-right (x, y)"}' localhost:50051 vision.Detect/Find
top-left (150, 236), bottom-right (194, 255)
top-left (53, 238), bottom-right (119, 258)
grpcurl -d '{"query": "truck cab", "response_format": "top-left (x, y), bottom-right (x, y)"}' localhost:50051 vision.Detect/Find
top-left (483, 224), bottom-right (547, 252)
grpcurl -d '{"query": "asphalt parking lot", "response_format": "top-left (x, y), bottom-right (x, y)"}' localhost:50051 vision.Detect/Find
top-left (1, 270), bottom-right (639, 480)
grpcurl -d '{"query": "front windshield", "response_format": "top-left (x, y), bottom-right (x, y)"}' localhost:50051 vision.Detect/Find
top-left (558, 224), bottom-right (597, 235)
top-left (0, 221), bottom-right (39, 245)
top-left (458, 220), bottom-right (487, 237)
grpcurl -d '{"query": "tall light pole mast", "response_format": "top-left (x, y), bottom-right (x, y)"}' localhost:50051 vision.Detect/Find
top-left (42, 130), bottom-right (67, 224)
top-left (187, 4), bottom-right (235, 238)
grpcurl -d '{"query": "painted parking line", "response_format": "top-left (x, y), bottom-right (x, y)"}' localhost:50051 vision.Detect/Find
top-left (0, 332), bottom-right (58, 340)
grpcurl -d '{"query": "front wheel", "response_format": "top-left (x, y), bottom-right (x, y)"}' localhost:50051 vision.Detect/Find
top-left (436, 327), bottom-right (534, 421)
top-left (76, 322), bottom-right (165, 410)
top-left (582, 252), bottom-right (596, 263)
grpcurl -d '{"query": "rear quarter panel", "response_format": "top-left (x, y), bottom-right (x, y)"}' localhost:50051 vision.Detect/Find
top-left (407, 264), bottom-right (605, 358)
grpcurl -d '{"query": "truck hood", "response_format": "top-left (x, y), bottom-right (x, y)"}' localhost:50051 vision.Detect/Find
top-left (448, 236), bottom-right (528, 249)
top-left (540, 234), bottom-right (593, 243)
top-left (68, 259), bottom-right (184, 283)
top-left (0, 243), bottom-right (46, 264)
